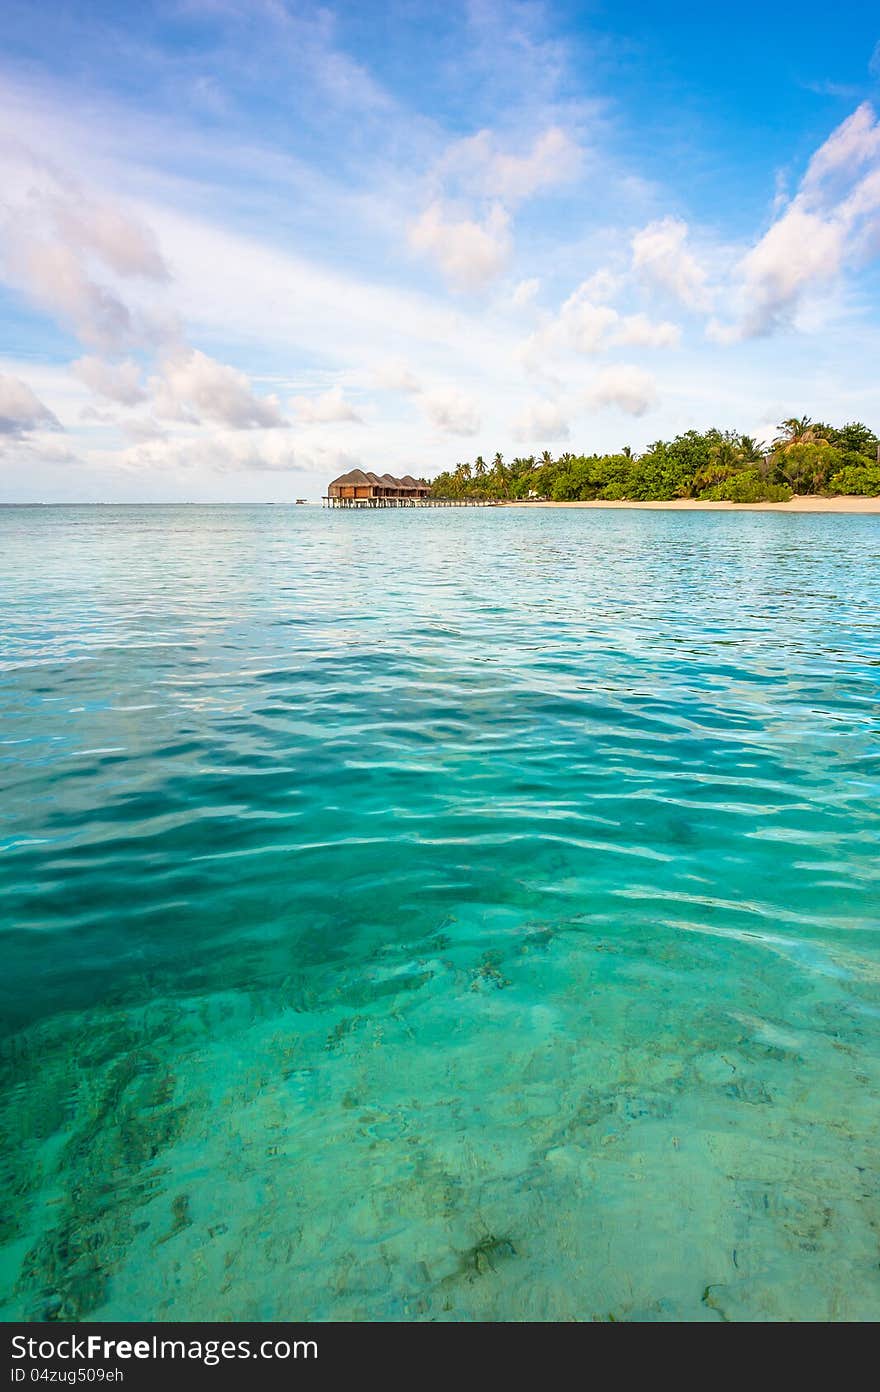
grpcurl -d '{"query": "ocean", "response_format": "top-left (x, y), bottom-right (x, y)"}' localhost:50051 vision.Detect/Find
top-left (1, 503), bottom-right (878, 1321)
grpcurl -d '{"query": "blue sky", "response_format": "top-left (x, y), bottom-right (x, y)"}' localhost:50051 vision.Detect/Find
top-left (0, 0), bottom-right (879, 500)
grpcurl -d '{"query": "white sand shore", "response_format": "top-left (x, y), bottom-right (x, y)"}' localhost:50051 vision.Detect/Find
top-left (504, 495), bottom-right (880, 514)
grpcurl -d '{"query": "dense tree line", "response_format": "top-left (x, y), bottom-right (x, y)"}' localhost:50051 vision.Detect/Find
top-left (429, 418), bottom-right (880, 503)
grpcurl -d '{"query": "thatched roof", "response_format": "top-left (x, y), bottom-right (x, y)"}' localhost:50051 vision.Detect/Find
top-left (328, 468), bottom-right (372, 488)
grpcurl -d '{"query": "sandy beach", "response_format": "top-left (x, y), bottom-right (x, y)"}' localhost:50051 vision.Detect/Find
top-left (503, 495), bottom-right (880, 513)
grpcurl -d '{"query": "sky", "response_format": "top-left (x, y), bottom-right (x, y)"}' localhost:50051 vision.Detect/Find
top-left (0, 0), bottom-right (879, 501)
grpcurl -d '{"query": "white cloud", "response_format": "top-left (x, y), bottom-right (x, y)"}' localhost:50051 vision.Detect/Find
top-left (613, 312), bottom-right (681, 349)
top-left (511, 277), bottom-right (540, 308)
top-left (586, 365), bottom-right (657, 416)
top-left (0, 373), bottom-right (61, 436)
top-left (152, 349), bottom-right (287, 428)
top-left (113, 431), bottom-right (353, 478)
top-left (78, 404), bottom-right (117, 424)
top-left (373, 360), bottom-right (423, 393)
top-left (5, 240), bottom-right (141, 353)
top-left (121, 417), bottom-right (168, 442)
top-left (524, 281), bottom-right (680, 362)
top-left (802, 101), bottom-right (880, 190)
top-left (631, 217), bottom-right (712, 311)
top-left (421, 388), bottom-right (481, 435)
top-left (291, 385), bottom-right (363, 423)
top-left (0, 160), bottom-right (171, 353)
top-left (513, 397), bottom-right (569, 441)
top-left (408, 200), bottom-right (511, 289)
top-left (50, 195), bottom-right (169, 281)
top-left (410, 125), bottom-right (580, 297)
top-left (557, 291), bottom-right (619, 353)
top-left (578, 267), bottom-right (622, 304)
top-left (412, 126), bottom-right (580, 295)
top-left (714, 102), bottom-right (880, 340)
top-left (126, 194), bottom-right (513, 439)
top-left (712, 208), bottom-right (846, 342)
top-left (438, 126), bottom-right (582, 205)
top-left (72, 356), bottom-right (148, 405)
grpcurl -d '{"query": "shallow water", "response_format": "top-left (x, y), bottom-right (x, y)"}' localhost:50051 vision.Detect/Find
top-left (1, 503), bottom-right (878, 1321)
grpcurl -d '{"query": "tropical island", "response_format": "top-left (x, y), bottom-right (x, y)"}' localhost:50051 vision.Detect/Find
top-left (429, 417), bottom-right (880, 504)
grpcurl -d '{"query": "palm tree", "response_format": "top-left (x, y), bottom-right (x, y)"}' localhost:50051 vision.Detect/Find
top-left (739, 435), bottom-right (767, 463)
top-left (692, 433), bottom-right (748, 494)
top-left (489, 451), bottom-right (510, 498)
top-left (708, 436), bottom-right (743, 471)
top-left (774, 416), bottom-right (816, 449)
top-left (474, 455), bottom-right (486, 477)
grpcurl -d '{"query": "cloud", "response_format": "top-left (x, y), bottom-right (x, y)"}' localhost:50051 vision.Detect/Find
top-left (437, 126), bottom-right (582, 205)
top-left (50, 195), bottom-right (169, 281)
top-left (613, 313), bottom-right (681, 349)
top-left (511, 277), bottom-right (540, 308)
top-left (121, 417), bottom-right (168, 443)
top-left (631, 217), bottom-right (712, 311)
top-left (803, 80), bottom-right (863, 101)
top-left (711, 208), bottom-right (846, 342)
top-left (802, 101), bottom-right (880, 190)
top-left (421, 388), bottom-right (481, 435)
top-left (714, 102), bottom-right (880, 340)
top-left (72, 356), bottom-right (148, 405)
top-left (586, 365), bottom-right (657, 416)
top-left (5, 241), bottom-right (141, 353)
top-left (78, 404), bottom-right (117, 423)
top-left (556, 292), bottom-right (619, 353)
top-left (372, 360), bottom-right (423, 393)
top-left (524, 281), bottom-right (680, 362)
top-left (0, 373), bottom-right (61, 436)
top-left (0, 163), bottom-right (172, 353)
top-left (411, 126), bottom-right (580, 294)
top-left (291, 385), bottom-right (363, 423)
top-left (114, 430), bottom-right (353, 478)
top-left (371, 365), bottom-right (489, 445)
top-left (577, 268), bottom-right (622, 304)
top-left (152, 349), bottom-right (287, 428)
top-left (408, 200), bottom-right (511, 289)
top-left (513, 397), bottom-right (569, 441)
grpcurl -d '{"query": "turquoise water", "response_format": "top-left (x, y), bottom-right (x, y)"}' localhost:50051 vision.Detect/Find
top-left (1, 503), bottom-right (879, 1322)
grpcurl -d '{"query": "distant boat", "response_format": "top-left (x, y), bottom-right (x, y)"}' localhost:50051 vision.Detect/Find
top-left (295, 499), bottom-right (307, 504)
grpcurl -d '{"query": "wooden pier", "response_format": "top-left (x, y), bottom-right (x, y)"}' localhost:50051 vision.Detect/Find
top-left (323, 495), bottom-right (490, 507)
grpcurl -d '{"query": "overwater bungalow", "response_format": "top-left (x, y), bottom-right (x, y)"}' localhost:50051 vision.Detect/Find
top-left (324, 469), bottom-right (432, 506)
top-left (323, 468), bottom-right (495, 507)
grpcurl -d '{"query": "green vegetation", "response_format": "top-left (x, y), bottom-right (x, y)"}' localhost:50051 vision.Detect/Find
top-left (429, 417), bottom-right (880, 503)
